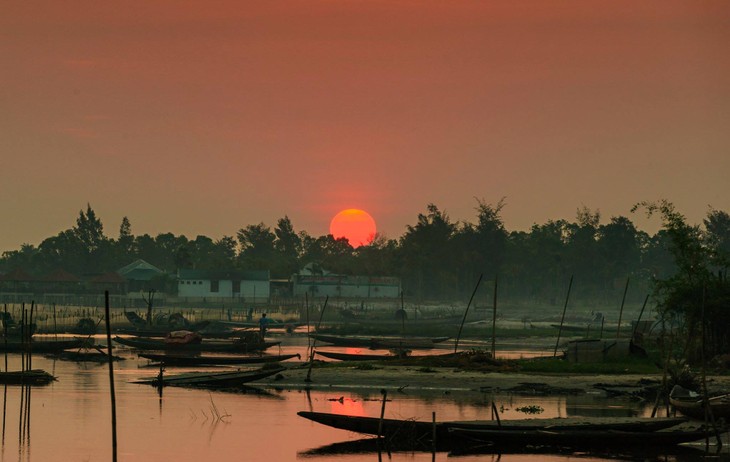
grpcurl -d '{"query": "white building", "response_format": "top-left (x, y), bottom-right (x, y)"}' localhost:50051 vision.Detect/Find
top-left (177, 269), bottom-right (270, 302)
top-left (292, 266), bottom-right (400, 299)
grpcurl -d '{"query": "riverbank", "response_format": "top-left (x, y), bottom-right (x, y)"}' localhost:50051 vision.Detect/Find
top-left (261, 361), bottom-right (730, 400)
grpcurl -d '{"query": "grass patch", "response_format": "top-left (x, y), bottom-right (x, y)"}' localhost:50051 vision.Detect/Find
top-left (417, 367), bottom-right (436, 373)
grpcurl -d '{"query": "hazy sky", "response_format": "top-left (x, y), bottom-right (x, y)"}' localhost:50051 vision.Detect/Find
top-left (2, 1), bottom-right (729, 252)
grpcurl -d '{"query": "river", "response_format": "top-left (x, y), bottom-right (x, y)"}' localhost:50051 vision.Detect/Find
top-left (0, 335), bottom-right (728, 462)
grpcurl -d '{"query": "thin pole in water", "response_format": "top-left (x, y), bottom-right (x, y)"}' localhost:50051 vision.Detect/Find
top-left (491, 275), bottom-right (498, 359)
top-left (616, 277), bottom-right (630, 339)
top-left (631, 294), bottom-right (650, 342)
top-left (305, 296), bottom-right (328, 383)
top-left (53, 303), bottom-right (57, 341)
top-left (3, 304), bottom-right (7, 372)
top-left (455, 274), bottom-right (483, 353)
top-left (104, 291), bottom-right (118, 462)
top-left (377, 389), bottom-right (387, 440)
top-left (553, 275), bottom-right (574, 357)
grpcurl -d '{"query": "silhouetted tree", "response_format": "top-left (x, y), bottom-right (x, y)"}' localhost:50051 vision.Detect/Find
top-left (237, 223), bottom-right (276, 271)
top-left (398, 204), bottom-right (457, 299)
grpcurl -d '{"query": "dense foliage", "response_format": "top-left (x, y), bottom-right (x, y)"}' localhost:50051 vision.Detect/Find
top-left (2, 201), bottom-right (729, 312)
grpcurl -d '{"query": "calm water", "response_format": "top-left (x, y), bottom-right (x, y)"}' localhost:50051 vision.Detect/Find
top-left (1, 336), bottom-right (728, 462)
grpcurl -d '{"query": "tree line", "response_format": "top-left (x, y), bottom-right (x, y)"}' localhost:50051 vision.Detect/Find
top-left (1, 200), bottom-right (728, 306)
top-left (3, 198), bottom-right (728, 360)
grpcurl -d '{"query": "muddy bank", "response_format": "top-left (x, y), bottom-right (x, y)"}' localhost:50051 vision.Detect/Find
top-left (260, 362), bottom-right (730, 399)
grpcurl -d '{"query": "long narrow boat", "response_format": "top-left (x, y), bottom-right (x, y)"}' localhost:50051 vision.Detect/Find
top-left (315, 350), bottom-right (460, 362)
top-left (311, 334), bottom-right (450, 349)
top-left (669, 385), bottom-right (730, 419)
top-left (0, 369), bottom-right (56, 385)
top-left (447, 426), bottom-right (711, 448)
top-left (297, 411), bottom-right (689, 441)
top-left (0, 338), bottom-right (90, 353)
top-left (113, 335), bottom-right (280, 353)
top-left (133, 366), bottom-right (285, 388)
top-left (138, 352), bottom-right (300, 366)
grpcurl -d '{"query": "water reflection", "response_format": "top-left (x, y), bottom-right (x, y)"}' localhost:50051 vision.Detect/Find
top-left (0, 346), bottom-right (727, 461)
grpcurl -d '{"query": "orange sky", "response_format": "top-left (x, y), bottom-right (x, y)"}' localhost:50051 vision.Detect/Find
top-left (2, 1), bottom-right (729, 252)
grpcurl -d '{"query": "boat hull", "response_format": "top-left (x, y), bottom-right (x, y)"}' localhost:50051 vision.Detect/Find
top-left (297, 411), bottom-right (689, 442)
top-left (113, 336), bottom-right (279, 353)
top-left (134, 367), bottom-right (285, 388)
top-left (139, 352), bottom-right (300, 366)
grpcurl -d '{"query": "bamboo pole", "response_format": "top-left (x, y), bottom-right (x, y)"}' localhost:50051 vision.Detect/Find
top-left (699, 285), bottom-right (722, 448)
top-left (491, 275), bottom-right (498, 359)
top-left (431, 411), bottom-right (437, 455)
top-left (28, 301), bottom-right (35, 371)
top-left (553, 275), bottom-right (574, 357)
top-left (616, 277), bottom-right (630, 339)
top-left (454, 274), bottom-right (483, 353)
top-left (305, 296), bottom-right (328, 383)
top-left (53, 303), bottom-right (58, 341)
top-left (304, 294), bottom-right (311, 361)
top-left (377, 389), bottom-right (388, 440)
top-left (20, 304), bottom-right (26, 372)
top-left (3, 304), bottom-right (7, 373)
top-left (104, 291), bottom-right (118, 462)
top-left (631, 294), bottom-right (650, 342)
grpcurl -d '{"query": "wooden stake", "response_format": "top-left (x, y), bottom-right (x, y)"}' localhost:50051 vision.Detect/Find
top-left (432, 411), bottom-right (437, 456)
top-left (104, 291), bottom-right (118, 462)
top-left (377, 389), bottom-right (388, 440)
top-left (616, 277), bottom-right (630, 339)
top-left (305, 296), bottom-right (328, 383)
top-left (491, 401), bottom-right (501, 426)
top-left (631, 294), bottom-right (650, 342)
top-left (553, 275), bottom-right (574, 357)
top-left (491, 275), bottom-right (498, 359)
top-left (455, 274), bottom-right (483, 353)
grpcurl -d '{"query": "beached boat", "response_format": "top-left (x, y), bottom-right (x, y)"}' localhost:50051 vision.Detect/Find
top-left (133, 366), bottom-right (285, 388)
top-left (311, 334), bottom-right (450, 349)
top-left (315, 350), bottom-right (460, 362)
top-left (0, 369), bottom-right (56, 385)
top-left (138, 352), bottom-right (300, 366)
top-left (670, 385), bottom-right (730, 419)
top-left (315, 350), bottom-right (410, 361)
top-left (0, 337), bottom-right (90, 353)
top-left (113, 335), bottom-right (280, 353)
top-left (297, 411), bottom-right (689, 441)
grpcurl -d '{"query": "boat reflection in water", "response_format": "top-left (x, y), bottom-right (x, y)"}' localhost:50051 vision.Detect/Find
top-left (0, 343), bottom-right (727, 461)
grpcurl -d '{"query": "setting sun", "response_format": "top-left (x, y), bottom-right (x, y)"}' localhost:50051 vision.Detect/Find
top-left (329, 209), bottom-right (377, 247)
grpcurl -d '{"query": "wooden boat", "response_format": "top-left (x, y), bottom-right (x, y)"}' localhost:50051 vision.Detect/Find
top-left (133, 366), bottom-right (285, 388)
top-left (447, 426), bottom-right (711, 448)
top-left (315, 350), bottom-right (410, 361)
top-left (122, 311), bottom-right (211, 333)
top-left (46, 350), bottom-right (124, 363)
top-left (138, 352), bottom-right (300, 366)
top-left (0, 369), bottom-right (56, 385)
top-left (315, 350), bottom-right (460, 362)
top-left (0, 337), bottom-right (90, 353)
top-left (669, 385), bottom-right (730, 419)
top-left (297, 411), bottom-right (688, 441)
top-left (113, 335), bottom-right (280, 353)
top-left (310, 334), bottom-right (451, 350)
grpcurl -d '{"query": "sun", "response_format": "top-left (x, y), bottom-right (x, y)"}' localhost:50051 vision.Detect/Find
top-left (329, 209), bottom-right (377, 247)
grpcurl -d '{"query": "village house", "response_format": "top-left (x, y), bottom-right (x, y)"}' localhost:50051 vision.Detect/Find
top-left (177, 269), bottom-right (270, 302)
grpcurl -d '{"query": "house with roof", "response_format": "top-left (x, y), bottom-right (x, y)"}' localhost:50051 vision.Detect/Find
top-left (118, 259), bottom-right (166, 292)
top-left (177, 269), bottom-right (270, 302)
